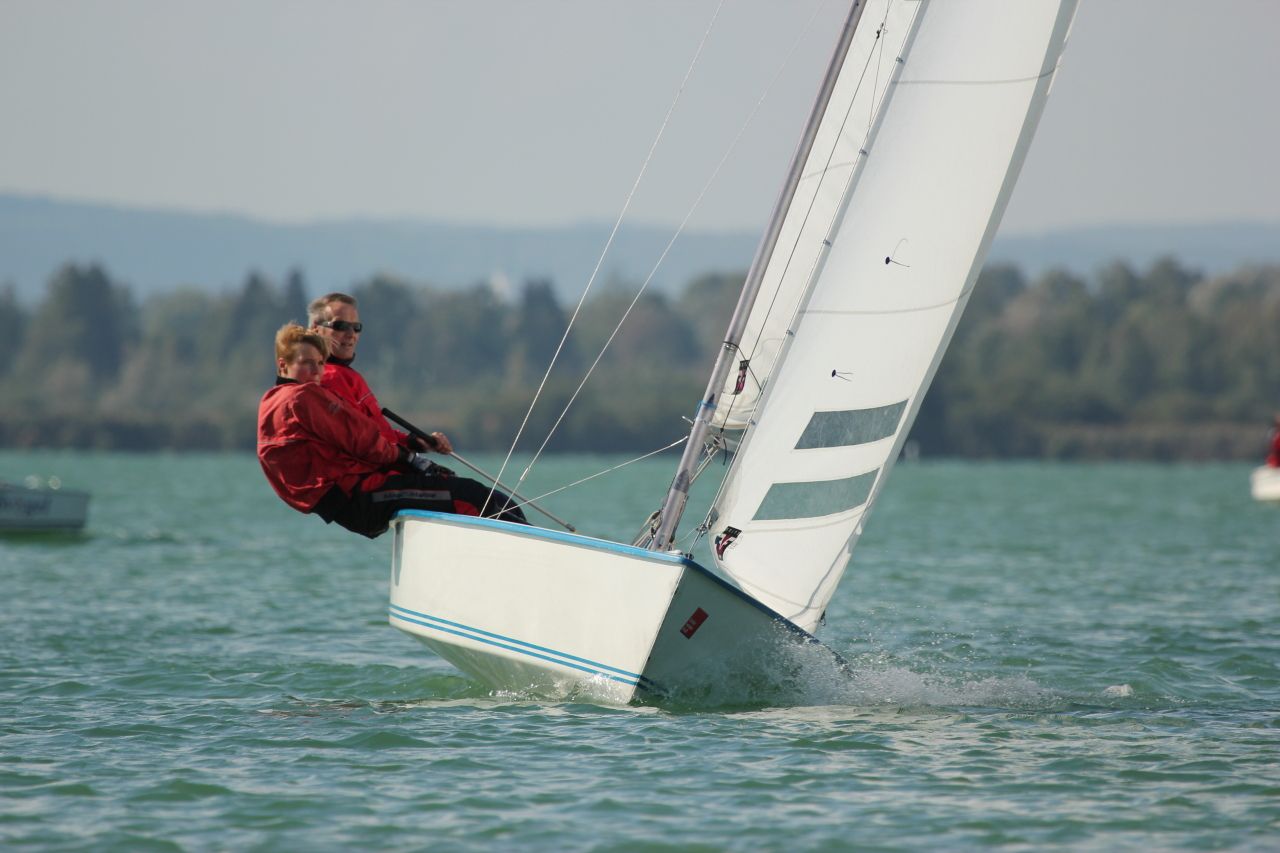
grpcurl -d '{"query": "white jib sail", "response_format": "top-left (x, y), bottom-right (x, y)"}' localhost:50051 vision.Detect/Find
top-left (707, 0), bottom-right (1079, 633)
top-left (712, 0), bottom-right (918, 434)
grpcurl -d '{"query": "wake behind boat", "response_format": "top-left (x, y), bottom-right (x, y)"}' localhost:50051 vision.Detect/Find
top-left (388, 0), bottom-right (1079, 703)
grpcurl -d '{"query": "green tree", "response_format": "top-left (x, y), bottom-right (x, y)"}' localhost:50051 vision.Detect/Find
top-left (104, 289), bottom-right (220, 415)
top-left (0, 284), bottom-right (27, 378)
top-left (506, 279), bottom-right (579, 383)
top-left (15, 263), bottom-right (133, 389)
top-left (676, 271), bottom-right (744, 358)
top-left (350, 274), bottom-right (421, 386)
top-left (411, 284), bottom-right (510, 388)
top-left (282, 268), bottom-right (309, 326)
top-left (577, 291), bottom-right (700, 368)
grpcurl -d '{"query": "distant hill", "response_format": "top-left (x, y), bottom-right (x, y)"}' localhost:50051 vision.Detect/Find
top-left (2, 192), bottom-right (1278, 301)
top-left (987, 221), bottom-right (1280, 280)
top-left (0, 193), bottom-right (760, 302)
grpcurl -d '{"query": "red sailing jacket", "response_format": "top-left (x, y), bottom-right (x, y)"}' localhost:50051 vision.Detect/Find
top-left (1268, 428), bottom-right (1280, 468)
top-left (320, 360), bottom-right (409, 448)
top-left (257, 379), bottom-right (401, 513)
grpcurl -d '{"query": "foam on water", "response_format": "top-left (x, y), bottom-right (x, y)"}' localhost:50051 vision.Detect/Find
top-left (401, 618), bottom-right (1171, 714)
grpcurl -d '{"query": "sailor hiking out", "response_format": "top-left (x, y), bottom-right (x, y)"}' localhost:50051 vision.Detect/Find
top-left (257, 324), bottom-right (526, 538)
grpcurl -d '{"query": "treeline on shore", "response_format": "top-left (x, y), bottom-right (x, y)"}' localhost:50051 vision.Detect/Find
top-left (1, 257), bottom-right (1277, 460)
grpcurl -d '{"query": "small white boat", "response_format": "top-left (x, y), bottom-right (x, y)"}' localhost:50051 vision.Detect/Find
top-left (389, 0), bottom-right (1078, 703)
top-left (1251, 466), bottom-right (1280, 502)
top-left (0, 479), bottom-right (90, 532)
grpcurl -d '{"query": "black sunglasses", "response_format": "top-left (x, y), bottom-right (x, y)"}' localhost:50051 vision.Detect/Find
top-left (320, 320), bottom-right (363, 333)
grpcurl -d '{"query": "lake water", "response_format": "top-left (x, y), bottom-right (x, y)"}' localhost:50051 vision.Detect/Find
top-left (2, 451), bottom-right (1277, 850)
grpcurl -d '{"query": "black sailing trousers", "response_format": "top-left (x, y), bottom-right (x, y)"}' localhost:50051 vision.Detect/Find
top-left (314, 472), bottom-right (528, 539)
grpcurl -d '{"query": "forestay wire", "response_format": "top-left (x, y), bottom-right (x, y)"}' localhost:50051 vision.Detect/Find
top-left (494, 0), bottom-right (836, 514)
top-left (484, 0), bottom-right (729, 514)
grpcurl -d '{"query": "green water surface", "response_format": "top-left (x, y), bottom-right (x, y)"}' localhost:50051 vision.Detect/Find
top-left (1, 452), bottom-right (1277, 850)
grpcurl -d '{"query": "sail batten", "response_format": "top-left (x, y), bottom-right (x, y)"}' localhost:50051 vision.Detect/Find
top-left (705, 0), bottom-right (1079, 633)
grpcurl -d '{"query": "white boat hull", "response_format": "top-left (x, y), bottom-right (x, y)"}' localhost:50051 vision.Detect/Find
top-left (388, 511), bottom-right (832, 704)
top-left (0, 484), bottom-right (89, 532)
top-left (1251, 466), bottom-right (1280, 502)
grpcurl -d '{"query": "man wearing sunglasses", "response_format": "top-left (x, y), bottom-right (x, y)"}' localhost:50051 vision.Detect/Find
top-left (308, 292), bottom-right (453, 456)
top-left (261, 322), bottom-right (526, 536)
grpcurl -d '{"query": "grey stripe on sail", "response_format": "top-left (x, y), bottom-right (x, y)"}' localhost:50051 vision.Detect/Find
top-left (753, 469), bottom-right (879, 521)
top-left (796, 401), bottom-right (907, 449)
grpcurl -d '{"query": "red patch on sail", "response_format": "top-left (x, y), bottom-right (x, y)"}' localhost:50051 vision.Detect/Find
top-left (680, 607), bottom-right (709, 639)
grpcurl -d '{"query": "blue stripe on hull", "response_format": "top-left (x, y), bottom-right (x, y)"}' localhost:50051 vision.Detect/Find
top-left (388, 603), bottom-right (657, 690)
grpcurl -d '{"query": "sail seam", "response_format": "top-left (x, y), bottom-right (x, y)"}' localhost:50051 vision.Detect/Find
top-left (803, 283), bottom-right (975, 316)
top-left (898, 68), bottom-right (1057, 86)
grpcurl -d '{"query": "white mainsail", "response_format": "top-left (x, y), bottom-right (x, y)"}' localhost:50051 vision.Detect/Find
top-left (705, 0), bottom-right (1079, 632)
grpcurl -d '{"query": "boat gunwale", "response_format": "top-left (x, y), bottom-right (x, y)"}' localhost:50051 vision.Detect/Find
top-left (393, 509), bottom-right (694, 566)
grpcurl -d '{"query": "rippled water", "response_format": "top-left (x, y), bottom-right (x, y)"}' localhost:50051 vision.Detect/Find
top-left (2, 452), bottom-right (1277, 850)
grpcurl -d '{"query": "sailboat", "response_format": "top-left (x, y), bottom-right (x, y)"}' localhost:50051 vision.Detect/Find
top-left (388, 0), bottom-right (1079, 703)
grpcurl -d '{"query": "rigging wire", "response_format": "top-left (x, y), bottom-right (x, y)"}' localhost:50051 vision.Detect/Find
top-left (497, 0), bottom-right (838, 509)
top-left (495, 437), bottom-right (688, 519)
top-left (638, 426), bottom-right (737, 549)
top-left (675, 434), bottom-right (730, 546)
top-left (485, 0), bottom-right (729, 515)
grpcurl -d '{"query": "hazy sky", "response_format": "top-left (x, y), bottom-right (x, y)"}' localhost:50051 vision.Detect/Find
top-left (1, 0), bottom-right (1277, 235)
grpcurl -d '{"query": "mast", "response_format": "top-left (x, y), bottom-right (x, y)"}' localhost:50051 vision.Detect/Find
top-left (647, 0), bottom-right (870, 552)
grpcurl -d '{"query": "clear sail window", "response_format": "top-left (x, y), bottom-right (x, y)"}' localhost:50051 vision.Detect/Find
top-left (795, 401), bottom-right (908, 449)
top-left (753, 469), bottom-right (879, 521)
